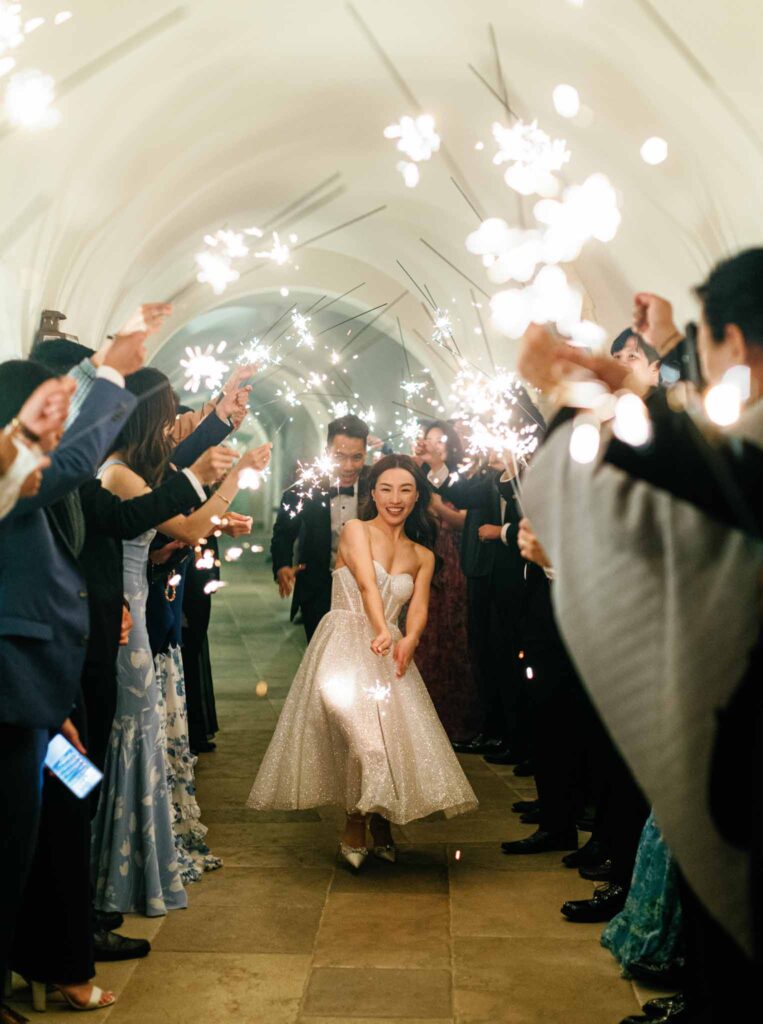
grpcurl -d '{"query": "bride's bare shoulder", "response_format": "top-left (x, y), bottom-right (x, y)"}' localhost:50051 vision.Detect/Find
top-left (413, 543), bottom-right (435, 575)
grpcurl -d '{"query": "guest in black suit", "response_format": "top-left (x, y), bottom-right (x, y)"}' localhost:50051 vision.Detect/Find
top-left (271, 414), bottom-right (371, 641)
top-left (440, 454), bottom-right (530, 761)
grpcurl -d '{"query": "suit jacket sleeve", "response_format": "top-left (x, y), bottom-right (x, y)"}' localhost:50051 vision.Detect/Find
top-left (440, 471), bottom-right (493, 510)
top-left (605, 390), bottom-right (763, 538)
top-left (80, 472), bottom-right (202, 540)
top-left (271, 488), bottom-right (302, 578)
top-left (171, 410), bottom-right (232, 469)
top-left (6, 378), bottom-right (136, 519)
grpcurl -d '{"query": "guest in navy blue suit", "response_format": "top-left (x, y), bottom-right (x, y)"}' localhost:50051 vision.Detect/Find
top-left (0, 353), bottom-right (138, 1004)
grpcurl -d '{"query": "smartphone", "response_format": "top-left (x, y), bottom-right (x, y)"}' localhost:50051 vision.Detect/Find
top-left (44, 734), bottom-right (103, 799)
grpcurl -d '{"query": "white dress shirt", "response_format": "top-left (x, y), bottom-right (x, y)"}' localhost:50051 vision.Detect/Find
top-left (330, 482), bottom-right (358, 568)
top-left (427, 463), bottom-right (449, 489)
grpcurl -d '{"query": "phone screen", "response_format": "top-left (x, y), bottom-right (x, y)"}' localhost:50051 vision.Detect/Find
top-left (44, 734), bottom-right (103, 799)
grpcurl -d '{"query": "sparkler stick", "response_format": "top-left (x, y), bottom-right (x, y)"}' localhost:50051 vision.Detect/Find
top-left (310, 282), bottom-right (366, 315)
top-left (315, 303), bottom-right (388, 337)
top-left (260, 172), bottom-right (343, 230)
top-left (291, 205), bottom-right (387, 251)
top-left (396, 317), bottom-right (412, 378)
top-left (396, 260), bottom-right (435, 309)
top-left (419, 237), bottom-right (492, 300)
top-left (412, 328), bottom-right (460, 373)
top-left (470, 287), bottom-right (497, 374)
top-left (338, 291), bottom-right (408, 354)
top-left (467, 62), bottom-right (517, 120)
top-left (488, 23), bottom-right (513, 117)
top-left (450, 176), bottom-right (483, 223)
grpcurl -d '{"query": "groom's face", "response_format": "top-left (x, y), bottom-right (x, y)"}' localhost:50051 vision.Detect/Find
top-left (328, 433), bottom-right (366, 487)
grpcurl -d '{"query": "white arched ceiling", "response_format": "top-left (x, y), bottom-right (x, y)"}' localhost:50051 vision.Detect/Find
top-left (1, 0), bottom-right (762, 383)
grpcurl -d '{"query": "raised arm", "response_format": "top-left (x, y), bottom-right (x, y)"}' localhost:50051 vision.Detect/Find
top-left (338, 519), bottom-right (391, 657)
top-left (393, 548), bottom-right (435, 678)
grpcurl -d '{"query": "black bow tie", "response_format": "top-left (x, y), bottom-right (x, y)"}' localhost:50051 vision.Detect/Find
top-left (329, 485), bottom-right (355, 499)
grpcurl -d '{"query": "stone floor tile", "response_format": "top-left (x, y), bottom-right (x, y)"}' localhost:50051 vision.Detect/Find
top-left (153, 892), bottom-right (325, 954)
top-left (330, 844), bottom-right (448, 895)
top-left (314, 893), bottom-right (450, 969)
top-left (105, 952), bottom-right (310, 1024)
top-left (303, 968), bottom-right (452, 1018)
top-left (450, 867), bottom-right (600, 938)
top-left (453, 936), bottom-right (638, 1023)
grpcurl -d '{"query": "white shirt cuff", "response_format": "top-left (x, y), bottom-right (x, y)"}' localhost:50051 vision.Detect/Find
top-left (0, 439), bottom-right (42, 520)
top-left (182, 468), bottom-right (207, 504)
top-left (500, 522), bottom-right (511, 545)
top-left (543, 566), bottom-right (556, 581)
top-left (96, 365), bottom-right (125, 388)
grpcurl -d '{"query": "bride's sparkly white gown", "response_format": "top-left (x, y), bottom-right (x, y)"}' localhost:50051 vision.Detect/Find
top-left (248, 561), bottom-right (478, 823)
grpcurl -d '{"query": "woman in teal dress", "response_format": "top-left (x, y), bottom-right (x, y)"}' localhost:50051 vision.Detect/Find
top-left (602, 810), bottom-right (684, 980)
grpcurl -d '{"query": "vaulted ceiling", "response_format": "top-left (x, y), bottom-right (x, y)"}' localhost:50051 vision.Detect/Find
top-left (2, 0), bottom-right (761, 428)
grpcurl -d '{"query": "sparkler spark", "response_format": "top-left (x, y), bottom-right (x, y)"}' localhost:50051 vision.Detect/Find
top-left (431, 308), bottom-right (454, 347)
top-left (203, 580), bottom-right (227, 595)
top-left (195, 249), bottom-right (239, 295)
top-left (180, 342), bottom-right (230, 393)
top-left (384, 114), bottom-right (440, 187)
top-left (449, 364), bottom-right (540, 464)
top-left (225, 546), bottom-right (244, 562)
top-left (4, 67), bottom-right (60, 128)
top-left (236, 337), bottom-right (280, 368)
top-left (0, 3), bottom-right (24, 53)
top-left (255, 231), bottom-right (290, 265)
top-left (290, 311), bottom-right (315, 349)
top-left (491, 119), bottom-right (570, 197)
top-left (364, 681), bottom-right (391, 703)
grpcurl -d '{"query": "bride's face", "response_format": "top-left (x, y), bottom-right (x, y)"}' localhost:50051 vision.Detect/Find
top-left (372, 468), bottom-right (418, 527)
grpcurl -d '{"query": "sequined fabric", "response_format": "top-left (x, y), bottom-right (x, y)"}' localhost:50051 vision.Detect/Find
top-left (248, 561), bottom-right (479, 824)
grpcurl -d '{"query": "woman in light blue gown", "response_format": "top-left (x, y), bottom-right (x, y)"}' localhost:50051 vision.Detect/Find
top-left (91, 368), bottom-right (271, 914)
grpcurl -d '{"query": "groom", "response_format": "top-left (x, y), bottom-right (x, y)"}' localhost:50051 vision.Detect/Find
top-left (271, 414), bottom-right (371, 641)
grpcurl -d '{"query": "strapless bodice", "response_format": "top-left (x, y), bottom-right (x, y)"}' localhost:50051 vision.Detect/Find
top-left (331, 560), bottom-right (414, 625)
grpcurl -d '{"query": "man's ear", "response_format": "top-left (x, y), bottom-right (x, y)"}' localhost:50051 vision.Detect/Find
top-left (723, 323), bottom-right (748, 364)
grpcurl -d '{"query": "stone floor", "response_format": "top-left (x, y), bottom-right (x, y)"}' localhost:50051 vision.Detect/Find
top-left (8, 555), bottom-right (653, 1022)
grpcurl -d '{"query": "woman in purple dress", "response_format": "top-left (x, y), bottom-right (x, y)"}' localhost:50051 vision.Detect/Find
top-left (413, 421), bottom-right (481, 742)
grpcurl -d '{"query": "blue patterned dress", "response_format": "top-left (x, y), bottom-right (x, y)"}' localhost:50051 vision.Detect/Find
top-left (602, 811), bottom-right (684, 974)
top-left (90, 459), bottom-right (187, 916)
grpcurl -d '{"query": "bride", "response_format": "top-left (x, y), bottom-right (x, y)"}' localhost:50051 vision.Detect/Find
top-left (248, 453), bottom-right (478, 868)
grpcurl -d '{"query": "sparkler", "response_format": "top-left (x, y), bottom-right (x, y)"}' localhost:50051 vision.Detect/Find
top-left (236, 337), bottom-right (281, 369)
top-left (195, 249), bottom-right (239, 295)
top-left (364, 681), bottom-right (391, 702)
top-left (4, 67), bottom-right (60, 128)
top-left (491, 119), bottom-right (570, 198)
top-left (431, 308), bottom-right (454, 347)
top-left (384, 114), bottom-right (440, 186)
top-left (290, 311), bottom-right (315, 349)
top-left (490, 265), bottom-right (605, 347)
top-left (180, 341), bottom-right (230, 393)
top-left (255, 231), bottom-right (290, 265)
top-left (203, 580), bottom-right (227, 595)
top-left (449, 363), bottom-right (541, 466)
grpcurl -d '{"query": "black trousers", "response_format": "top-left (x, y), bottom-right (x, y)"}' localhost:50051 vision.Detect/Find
top-left (182, 584), bottom-right (216, 749)
top-left (521, 581), bottom-right (590, 834)
top-left (301, 591), bottom-right (332, 644)
top-left (0, 725), bottom-right (48, 984)
top-left (591, 724), bottom-right (650, 888)
top-left (79, 659), bottom-right (116, 774)
top-left (679, 871), bottom-right (755, 1022)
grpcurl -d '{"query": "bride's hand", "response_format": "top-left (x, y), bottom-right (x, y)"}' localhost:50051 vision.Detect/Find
top-left (393, 635), bottom-right (417, 678)
top-left (370, 628), bottom-right (393, 658)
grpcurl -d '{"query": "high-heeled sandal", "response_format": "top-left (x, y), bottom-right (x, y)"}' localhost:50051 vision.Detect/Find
top-left (29, 980), bottom-right (116, 1013)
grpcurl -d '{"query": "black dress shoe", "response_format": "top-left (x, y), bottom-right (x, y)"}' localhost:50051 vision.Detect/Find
top-left (578, 858), bottom-right (614, 881)
top-left (575, 814), bottom-right (595, 832)
top-left (93, 929), bottom-right (151, 961)
top-left (501, 829), bottom-right (578, 855)
top-left (190, 740), bottom-right (217, 754)
top-left (483, 748), bottom-right (519, 765)
top-left (93, 909), bottom-right (124, 933)
top-left (641, 994), bottom-right (685, 1019)
top-left (513, 759), bottom-right (534, 777)
top-left (560, 882), bottom-right (626, 922)
top-left (627, 959), bottom-right (686, 991)
top-left (512, 798), bottom-right (539, 814)
top-left (562, 837), bottom-right (608, 869)
top-left (519, 808), bottom-right (541, 824)
top-left (620, 992), bottom-right (689, 1024)
top-left (452, 735), bottom-right (506, 755)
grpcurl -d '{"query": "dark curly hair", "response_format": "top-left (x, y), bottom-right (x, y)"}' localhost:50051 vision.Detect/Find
top-left (360, 453), bottom-right (438, 553)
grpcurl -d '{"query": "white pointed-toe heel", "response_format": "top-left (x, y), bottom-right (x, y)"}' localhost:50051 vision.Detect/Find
top-left (372, 843), bottom-right (397, 864)
top-left (338, 842), bottom-right (369, 871)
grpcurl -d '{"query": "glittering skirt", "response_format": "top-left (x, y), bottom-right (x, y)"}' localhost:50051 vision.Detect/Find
top-left (247, 609), bottom-right (479, 824)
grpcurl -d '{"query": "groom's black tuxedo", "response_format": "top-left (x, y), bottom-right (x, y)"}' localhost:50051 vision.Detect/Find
top-left (271, 467), bottom-right (372, 640)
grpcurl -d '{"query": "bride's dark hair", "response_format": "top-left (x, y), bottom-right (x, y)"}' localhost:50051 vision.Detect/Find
top-left (360, 453), bottom-right (438, 553)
